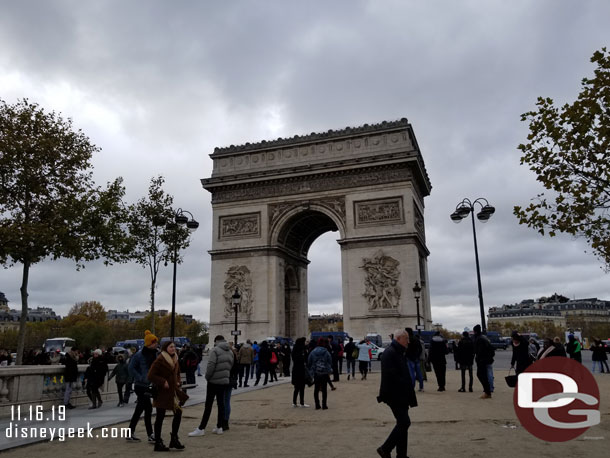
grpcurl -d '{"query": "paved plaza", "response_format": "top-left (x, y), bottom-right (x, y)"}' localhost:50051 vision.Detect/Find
top-left (1, 357), bottom-right (608, 458)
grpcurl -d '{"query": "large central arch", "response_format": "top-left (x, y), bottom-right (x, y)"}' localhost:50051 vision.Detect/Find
top-left (202, 118), bottom-right (432, 341)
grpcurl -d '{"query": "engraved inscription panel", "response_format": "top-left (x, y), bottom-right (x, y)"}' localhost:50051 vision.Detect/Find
top-left (219, 213), bottom-right (260, 239)
top-left (354, 197), bottom-right (404, 227)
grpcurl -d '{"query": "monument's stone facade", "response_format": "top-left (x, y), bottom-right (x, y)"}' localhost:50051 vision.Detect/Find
top-left (201, 118), bottom-right (432, 342)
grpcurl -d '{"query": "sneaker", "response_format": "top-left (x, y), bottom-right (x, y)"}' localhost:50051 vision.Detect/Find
top-left (376, 446), bottom-right (391, 458)
top-left (480, 393), bottom-right (492, 399)
top-left (458, 388), bottom-right (465, 392)
top-left (331, 387), bottom-right (337, 391)
top-left (212, 427), bottom-right (223, 435)
top-left (126, 434), bottom-right (141, 442)
top-left (469, 387), bottom-right (473, 392)
top-left (292, 403), bottom-right (298, 407)
top-left (148, 434), bottom-right (156, 443)
top-left (300, 404), bottom-right (310, 408)
top-left (188, 428), bottom-right (205, 437)
top-left (347, 375), bottom-right (350, 380)
top-left (65, 403), bottom-right (75, 409)
top-left (418, 388), bottom-right (424, 392)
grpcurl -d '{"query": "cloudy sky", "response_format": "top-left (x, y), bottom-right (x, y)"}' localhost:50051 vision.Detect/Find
top-left (2, 0), bottom-right (609, 333)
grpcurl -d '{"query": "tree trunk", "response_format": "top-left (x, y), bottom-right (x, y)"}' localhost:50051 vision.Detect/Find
top-left (16, 259), bottom-right (30, 365)
top-left (150, 277), bottom-right (156, 334)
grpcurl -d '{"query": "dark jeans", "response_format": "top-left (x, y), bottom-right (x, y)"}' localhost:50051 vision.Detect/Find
top-left (332, 358), bottom-right (339, 381)
top-left (198, 383), bottom-right (226, 430)
top-left (338, 357), bottom-right (343, 374)
top-left (154, 408), bottom-right (182, 442)
top-left (185, 369), bottom-right (196, 385)
top-left (460, 364), bottom-right (473, 390)
top-left (124, 382), bottom-right (132, 403)
top-left (314, 375), bottom-right (329, 408)
top-left (269, 364), bottom-right (278, 381)
top-left (129, 386), bottom-right (153, 436)
top-left (346, 359), bottom-right (356, 376)
top-left (116, 382), bottom-right (125, 404)
top-left (476, 363), bottom-right (491, 395)
top-left (380, 403), bottom-right (411, 458)
top-left (256, 365), bottom-right (270, 385)
top-left (293, 382), bottom-right (305, 405)
top-left (432, 362), bottom-right (446, 389)
top-left (358, 361), bottom-right (369, 378)
top-left (86, 384), bottom-right (102, 406)
top-left (239, 364), bottom-right (251, 385)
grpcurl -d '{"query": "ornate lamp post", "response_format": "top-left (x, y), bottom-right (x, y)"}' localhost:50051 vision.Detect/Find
top-left (413, 281), bottom-right (422, 328)
top-left (168, 208), bottom-right (199, 341)
top-left (450, 198), bottom-right (495, 334)
top-left (232, 288), bottom-right (241, 345)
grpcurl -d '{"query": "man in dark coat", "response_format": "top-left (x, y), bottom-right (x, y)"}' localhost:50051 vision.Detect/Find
top-left (428, 331), bottom-right (448, 391)
top-left (63, 347), bottom-right (80, 409)
top-left (456, 332), bottom-right (475, 392)
top-left (376, 329), bottom-right (417, 458)
top-left (328, 335), bottom-right (340, 382)
top-left (473, 324), bottom-right (494, 399)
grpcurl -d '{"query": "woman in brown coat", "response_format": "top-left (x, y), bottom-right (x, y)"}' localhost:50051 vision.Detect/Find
top-left (148, 341), bottom-right (189, 451)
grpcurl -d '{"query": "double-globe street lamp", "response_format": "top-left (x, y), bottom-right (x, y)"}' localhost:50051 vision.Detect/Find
top-left (167, 209), bottom-right (199, 341)
top-left (450, 198), bottom-right (495, 334)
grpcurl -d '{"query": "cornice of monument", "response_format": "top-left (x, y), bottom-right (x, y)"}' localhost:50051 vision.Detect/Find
top-left (211, 118), bottom-right (411, 156)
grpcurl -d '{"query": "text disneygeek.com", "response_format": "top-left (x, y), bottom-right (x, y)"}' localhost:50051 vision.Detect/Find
top-left (4, 422), bottom-right (131, 441)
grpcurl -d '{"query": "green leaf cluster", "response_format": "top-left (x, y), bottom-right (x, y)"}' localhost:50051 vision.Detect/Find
top-left (514, 48), bottom-right (610, 269)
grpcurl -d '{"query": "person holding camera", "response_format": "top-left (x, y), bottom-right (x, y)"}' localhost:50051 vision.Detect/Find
top-left (127, 330), bottom-right (158, 442)
top-left (148, 341), bottom-right (189, 451)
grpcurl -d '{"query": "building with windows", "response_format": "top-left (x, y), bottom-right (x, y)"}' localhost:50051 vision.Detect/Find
top-left (0, 293), bottom-right (61, 332)
top-left (488, 295), bottom-right (610, 328)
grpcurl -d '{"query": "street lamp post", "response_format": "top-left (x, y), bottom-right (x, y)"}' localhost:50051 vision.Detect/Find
top-left (168, 208), bottom-right (199, 341)
top-left (413, 281), bottom-right (422, 328)
top-left (232, 288), bottom-right (241, 346)
top-left (450, 198), bottom-right (495, 334)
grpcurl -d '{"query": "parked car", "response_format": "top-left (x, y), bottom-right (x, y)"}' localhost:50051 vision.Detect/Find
top-left (112, 346), bottom-right (128, 356)
top-left (369, 342), bottom-right (385, 360)
top-left (602, 339), bottom-right (610, 353)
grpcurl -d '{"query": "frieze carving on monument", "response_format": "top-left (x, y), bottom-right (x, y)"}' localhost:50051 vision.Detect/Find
top-left (360, 250), bottom-right (401, 311)
top-left (269, 197), bottom-right (346, 229)
top-left (413, 201), bottom-right (425, 240)
top-left (213, 118), bottom-right (411, 155)
top-left (354, 197), bottom-right (404, 227)
top-left (213, 166), bottom-right (411, 203)
top-left (223, 266), bottom-right (253, 318)
top-left (219, 213), bottom-right (260, 239)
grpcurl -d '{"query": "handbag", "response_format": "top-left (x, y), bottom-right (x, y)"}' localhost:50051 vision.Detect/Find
top-left (505, 368), bottom-right (518, 388)
top-left (304, 365), bottom-right (314, 387)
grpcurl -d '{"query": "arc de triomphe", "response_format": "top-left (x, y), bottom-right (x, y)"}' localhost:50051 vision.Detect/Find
top-left (201, 118), bottom-right (432, 342)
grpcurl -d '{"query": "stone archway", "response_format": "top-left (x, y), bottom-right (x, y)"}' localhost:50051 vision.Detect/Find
top-left (202, 118), bottom-right (432, 342)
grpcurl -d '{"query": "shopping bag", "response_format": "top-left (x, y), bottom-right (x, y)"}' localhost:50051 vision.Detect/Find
top-left (505, 368), bottom-right (517, 388)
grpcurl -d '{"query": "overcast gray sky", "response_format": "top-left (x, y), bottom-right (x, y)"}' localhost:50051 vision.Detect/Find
top-left (2, 0), bottom-right (610, 333)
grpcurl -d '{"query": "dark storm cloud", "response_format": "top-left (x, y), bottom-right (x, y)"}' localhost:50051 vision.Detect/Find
top-left (1, 0), bottom-right (610, 332)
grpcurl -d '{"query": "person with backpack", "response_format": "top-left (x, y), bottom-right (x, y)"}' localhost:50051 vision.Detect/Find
top-left (344, 337), bottom-right (357, 380)
top-left (473, 325), bottom-right (494, 399)
top-left (238, 339), bottom-right (254, 387)
top-left (357, 339), bottom-right (372, 380)
top-left (108, 354), bottom-right (130, 407)
top-left (307, 337), bottom-right (333, 409)
top-left (180, 345), bottom-right (199, 385)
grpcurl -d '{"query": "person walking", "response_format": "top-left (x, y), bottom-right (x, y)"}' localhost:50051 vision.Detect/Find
top-left (328, 335), bottom-right (340, 382)
top-left (189, 335), bottom-right (234, 437)
top-left (566, 334), bottom-right (583, 363)
top-left (269, 344), bottom-right (279, 382)
top-left (291, 337), bottom-right (310, 408)
top-left (84, 349), bottom-right (108, 409)
top-left (456, 331), bottom-right (474, 392)
top-left (428, 331), bottom-right (448, 391)
top-left (591, 339), bottom-right (609, 373)
top-left (62, 346), bottom-right (79, 409)
top-left (308, 337), bottom-right (333, 410)
top-left (405, 328), bottom-right (424, 392)
top-left (281, 342), bottom-right (291, 377)
top-left (147, 341), bottom-right (189, 451)
top-left (180, 345), bottom-right (199, 385)
top-left (254, 341), bottom-right (271, 386)
top-left (473, 325), bottom-right (494, 399)
top-left (510, 331), bottom-right (532, 375)
top-left (357, 339), bottom-right (372, 380)
top-left (127, 330), bottom-right (159, 442)
top-left (344, 337), bottom-right (357, 380)
top-left (108, 354), bottom-right (130, 407)
top-left (376, 329), bottom-right (417, 458)
top-left (223, 342), bottom-right (240, 431)
top-left (238, 340), bottom-right (254, 387)
top-left (251, 341), bottom-right (260, 382)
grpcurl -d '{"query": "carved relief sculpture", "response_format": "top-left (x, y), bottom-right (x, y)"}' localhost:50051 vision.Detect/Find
top-left (360, 250), bottom-right (401, 310)
top-left (219, 213), bottom-right (260, 239)
top-left (355, 197), bottom-right (404, 227)
top-left (413, 201), bottom-right (425, 240)
top-left (223, 266), bottom-right (253, 318)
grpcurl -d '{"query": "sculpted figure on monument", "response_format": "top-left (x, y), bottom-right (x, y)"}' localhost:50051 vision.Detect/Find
top-left (361, 251), bottom-right (401, 310)
top-left (223, 265), bottom-right (253, 317)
